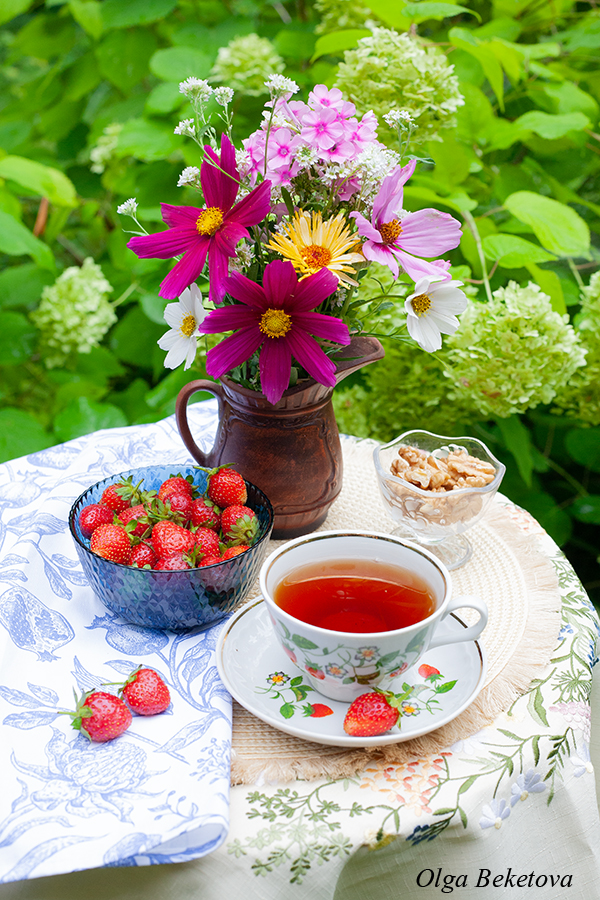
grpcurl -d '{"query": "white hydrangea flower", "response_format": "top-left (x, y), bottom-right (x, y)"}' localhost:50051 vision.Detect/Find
top-left (116, 197), bottom-right (138, 217)
top-left (174, 119), bottom-right (196, 137)
top-left (157, 284), bottom-right (207, 370)
top-left (214, 86), bottom-right (234, 106)
top-left (405, 277), bottom-right (468, 353)
top-left (177, 166), bottom-right (201, 188)
top-left (179, 77), bottom-right (213, 102)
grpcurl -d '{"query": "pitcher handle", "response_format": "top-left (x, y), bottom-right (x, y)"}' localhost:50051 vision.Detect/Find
top-left (175, 380), bottom-right (225, 466)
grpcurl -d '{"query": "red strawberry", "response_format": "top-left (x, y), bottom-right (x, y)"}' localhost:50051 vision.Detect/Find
top-left (193, 527), bottom-right (221, 558)
top-left (418, 664), bottom-right (441, 680)
top-left (119, 667), bottom-right (171, 716)
top-left (343, 689), bottom-right (400, 737)
top-left (221, 545), bottom-right (249, 559)
top-left (165, 491), bottom-right (193, 522)
top-left (152, 521), bottom-right (195, 558)
top-left (198, 554), bottom-right (223, 567)
top-left (205, 466), bottom-right (247, 507)
top-left (69, 690), bottom-right (132, 742)
top-left (190, 498), bottom-right (221, 531)
top-left (221, 505), bottom-right (258, 545)
top-left (158, 476), bottom-right (193, 502)
top-left (100, 483), bottom-right (132, 514)
top-left (79, 503), bottom-right (113, 538)
top-left (307, 703), bottom-right (334, 718)
top-left (119, 504), bottom-right (150, 538)
top-left (130, 544), bottom-right (158, 569)
top-left (90, 524), bottom-right (132, 565)
top-left (154, 552), bottom-right (192, 570)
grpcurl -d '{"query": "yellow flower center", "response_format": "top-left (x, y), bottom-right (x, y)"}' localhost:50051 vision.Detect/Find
top-left (300, 244), bottom-right (333, 269)
top-left (196, 207), bottom-right (224, 236)
top-left (411, 293), bottom-right (432, 316)
top-left (379, 219), bottom-right (402, 245)
top-left (259, 308), bottom-right (292, 339)
top-left (180, 314), bottom-right (197, 338)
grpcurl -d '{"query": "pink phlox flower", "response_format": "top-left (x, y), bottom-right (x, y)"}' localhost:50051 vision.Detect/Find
top-left (127, 134), bottom-right (272, 303)
top-left (321, 139), bottom-right (356, 163)
top-left (301, 107), bottom-right (345, 151)
top-left (336, 176), bottom-right (362, 202)
top-left (269, 163), bottom-right (300, 187)
top-left (347, 112), bottom-right (379, 151)
top-left (266, 128), bottom-right (304, 170)
top-left (198, 260), bottom-right (350, 405)
top-left (242, 131), bottom-right (267, 183)
top-left (308, 85), bottom-right (346, 111)
top-left (350, 159), bottom-right (461, 281)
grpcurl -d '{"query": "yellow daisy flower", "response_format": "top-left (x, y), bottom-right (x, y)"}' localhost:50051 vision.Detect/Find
top-left (267, 211), bottom-right (364, 286)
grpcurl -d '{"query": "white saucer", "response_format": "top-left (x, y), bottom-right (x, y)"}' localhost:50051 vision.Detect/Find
top-left (216, 598), bottom-right (487, 748)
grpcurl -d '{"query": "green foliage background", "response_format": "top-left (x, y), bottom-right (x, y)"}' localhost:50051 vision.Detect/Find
top-left (0, 0), bottom-right (599, 602)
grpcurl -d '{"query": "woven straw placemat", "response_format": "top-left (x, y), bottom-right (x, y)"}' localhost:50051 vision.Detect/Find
top-left (230, 437), bottom-right (561, 784)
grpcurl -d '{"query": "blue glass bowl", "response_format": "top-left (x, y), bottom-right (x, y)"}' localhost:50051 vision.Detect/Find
top-left (69, 465), bottom-right (274, 631)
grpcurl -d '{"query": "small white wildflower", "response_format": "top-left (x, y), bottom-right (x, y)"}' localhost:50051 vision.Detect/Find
top-left (214, 86), bottom-right (234, 107)
top-left (383, 109), bottom-right (415, 128)
top-left (174, 118), bottom-right (196, 137)
top-left (235, 241), bottom-right (255, 267)
top-left (295, 144), bottom-right (318, 167)
top-left (265, 74), bottom-right (299, 97)
top-left (179, 77), bottom-right (213, 102)
top-left (116, 197), bottom-right (138, 217)
top-left (177, 166), bottom-right (201, 188)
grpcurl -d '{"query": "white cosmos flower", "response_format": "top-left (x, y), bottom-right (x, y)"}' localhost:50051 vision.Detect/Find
top-left (404, 277), bottom-right (468, 353)
top-left (157, 284), bottom-right (206, 370)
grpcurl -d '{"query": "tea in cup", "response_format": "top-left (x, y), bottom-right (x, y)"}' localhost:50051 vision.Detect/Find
top-left (259, 531), bottom-right (487, 702)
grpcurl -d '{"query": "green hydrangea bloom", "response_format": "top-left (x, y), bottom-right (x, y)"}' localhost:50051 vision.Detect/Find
top-left (445, 281), bottom-right (587, 419)
top-left (89, 123), bottom-right (122, 174)
top-left (31, 259), bottom-right (116, 368)
top-left (210, 34), bottom-right (284, 96)
top-left (552, 271), bottom-right (600, 425)
top-left (334, 28), bottom-right (464, 145)
top-left (314, 0), bottom-right (375, 34)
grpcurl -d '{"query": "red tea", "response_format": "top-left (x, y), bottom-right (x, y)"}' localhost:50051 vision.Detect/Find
top-left (273, 558), bottom-right (437, 633)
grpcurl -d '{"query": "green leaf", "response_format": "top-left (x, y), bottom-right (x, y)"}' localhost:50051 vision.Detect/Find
top-left (68, 0), bottom-right (103, 39)
top-left (449, 28), bottom-right (504, 110)
top-left (0, 156), bottom-right (77, 208)
top-left (145, 83), bottom-right (184, 115)
top-left (525, 263), bottom-right (565, 315)
top-left (101, 0), bottom-right (177, 28)
top-left (497, 415), bottom-right (533, 486)
top-left (482, 234), bottom-right (555, 267)
top-left (311, 29), bottom-right (371, 61)
top-left (0, 264), bottom-right (53, 310)
top-left (290, 676), bottom-right (303, 687)
top-left (0, 311), bottom-right (37, 365)
top-left (503, 192), bottom-right (590, 257)
top-left (109, 306), bottom-right (165, 368)
top-left (96, 30), bottom-right (157, 91)
top-left (527, 687), bottom-right (548, 728)
top-left (515, 111), bottom-right (591, 140)
top-left (0, 210), bottom-right (55, 271)
top-left (0, 409), bottom-right (52, 464)
top-left (565, 428), bottom-right (600, 472)
top-left (403, 3), bottom-right (480, 23)
top-left (457, 775), bottom-right (477, 795)
top-left (404, 186), bottom-right (476, 215)
top-left (53, 397), bottom-right (128, 443)
top-left (487, 38), bottom-right (522, 84)
top-left (279, 702), bottom-right (295, 719)
top-left (291, 635), bottom-right (319, 650)
top-left (362, 0), bottom-right (410, 28)
top-left (571, 496), bottom-right (600, 525)
top-left (0, 0), bottom-right (32, 26)
top-left (435, 680), bottom-right (457, 694)
top-left (116, 119), bottom-right (180, 162)
top-left (150, 46), bottom-right (213, 82)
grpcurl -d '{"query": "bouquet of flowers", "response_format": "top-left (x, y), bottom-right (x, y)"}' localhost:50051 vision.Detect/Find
top-left (121, 75), bottom-right (468, 405)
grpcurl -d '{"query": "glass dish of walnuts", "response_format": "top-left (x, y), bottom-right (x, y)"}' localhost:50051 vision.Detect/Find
top-left (373, 430), bottom-right (506, 570)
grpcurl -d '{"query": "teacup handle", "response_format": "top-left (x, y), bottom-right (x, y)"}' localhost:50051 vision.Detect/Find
top-left (428, 595), bottom-right (488, 649)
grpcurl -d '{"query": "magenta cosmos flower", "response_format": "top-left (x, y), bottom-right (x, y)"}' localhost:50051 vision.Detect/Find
top-left (350, 160), bottom-right (462, 282)
top-left (198, 260), bottom-right (350, 405)
top-left (127, 134), bottom-right (271, 303)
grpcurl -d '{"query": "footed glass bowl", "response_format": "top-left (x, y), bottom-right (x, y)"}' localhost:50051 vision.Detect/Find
top-left (69, 465), bottom-right (274, 631)
top-left (373, 431), bottom-right (505, 570)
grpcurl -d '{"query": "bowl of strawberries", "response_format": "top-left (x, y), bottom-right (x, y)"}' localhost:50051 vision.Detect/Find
top-left (69, 463), bottom-right (274, 631)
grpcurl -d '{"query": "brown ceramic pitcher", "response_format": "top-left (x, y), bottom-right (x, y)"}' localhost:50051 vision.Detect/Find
top-left (175, 335), bottom-right (384, 539)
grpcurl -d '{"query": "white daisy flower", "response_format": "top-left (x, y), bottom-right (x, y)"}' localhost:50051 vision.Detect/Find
top-left (404, 277), bottom-right (468, 353)
top-left (157, 284), bottom-right (206, 370)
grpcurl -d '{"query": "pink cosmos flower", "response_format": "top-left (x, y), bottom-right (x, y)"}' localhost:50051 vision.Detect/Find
top-left (350, 160), bottom-right (462, 282)
top-left (198, 260), bottom-right (350, 405)
top-left (127, 134), bottom-right (271, 303)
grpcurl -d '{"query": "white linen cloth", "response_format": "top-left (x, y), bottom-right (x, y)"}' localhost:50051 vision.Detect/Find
top-left (0, 401), bottom-right (229, 883)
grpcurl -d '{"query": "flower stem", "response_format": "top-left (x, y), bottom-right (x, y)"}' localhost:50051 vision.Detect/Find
top-left (462, 211), bottom-right (492, 302)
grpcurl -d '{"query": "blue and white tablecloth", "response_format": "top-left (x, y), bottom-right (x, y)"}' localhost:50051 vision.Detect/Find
top-left (0, 401), bottom-right (228, 883)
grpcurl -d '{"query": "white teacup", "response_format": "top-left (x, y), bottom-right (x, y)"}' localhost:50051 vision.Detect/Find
top-left (259, 531), bottom-right (488, 702)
